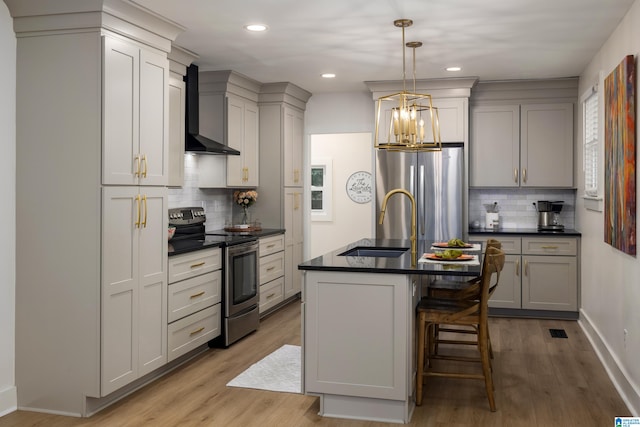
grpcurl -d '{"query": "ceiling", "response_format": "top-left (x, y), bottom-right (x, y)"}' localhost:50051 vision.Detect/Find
top-left (132, 0), bottom-right (635, 94)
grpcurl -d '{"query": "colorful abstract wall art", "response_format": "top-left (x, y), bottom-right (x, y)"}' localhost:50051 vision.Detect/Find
top-left (604, 55), bottom-right (636, 256)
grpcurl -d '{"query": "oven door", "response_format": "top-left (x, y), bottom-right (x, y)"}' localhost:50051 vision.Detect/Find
top-left (225, 240), bottom-right (259, 317)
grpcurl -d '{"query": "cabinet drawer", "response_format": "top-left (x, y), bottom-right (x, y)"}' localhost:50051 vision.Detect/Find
top-left (260, 276), bottom-right (284, 314)
top-left (168, 271), bottom-right (221, 323)
top-left (260, 251), bottom-right (285, 285)
top-left (167, 305), bottom-right (220, 362)
top-left (168, 247), bottom-right (222, 284)
top-left (469, 235), bottom-right (521, 254)
top-left (522, 237), bottom-right (577, 255)
top-left (260, 234), bottom-right (285, 257)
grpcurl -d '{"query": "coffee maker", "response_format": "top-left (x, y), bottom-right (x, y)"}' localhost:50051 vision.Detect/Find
top-left (534, 200), bottom-right (564, 231)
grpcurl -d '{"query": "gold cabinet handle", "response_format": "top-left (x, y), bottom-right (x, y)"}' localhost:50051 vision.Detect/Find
top-left (190, 291), bottom-right (205, 299)
top-left (294, 169), bottom-right (300, 183)
top-left (524, 260), bottom-right (529, 276)
top-left (541, 245), bottom-right (559, 250)
top-left (135, 194), bottom-right (141, 228)
top-left (267, 244), bottom-right (275, 249)
top-left (515, 258), bottom-right (520, 277)
top-left (514, 168), bottom-right (518, 183)
top-left (266, 293), bottom-right (276, 299)
top-left (141, 154), bottom-right (148, 178)
top-left (190, 261), bottom-right (205, 269)
top-left (266, 266), bottom-right (275, 272)
top-left (141, 194), bottom-right (147, 228)
top-left (189, 327), bottom-right (205, 336)
top-left (294, 193), bottom-right (300, 210)
top-left (522, 168), bottom-right (527, 183)
top-left (134, 154), bottom-right (141, 177)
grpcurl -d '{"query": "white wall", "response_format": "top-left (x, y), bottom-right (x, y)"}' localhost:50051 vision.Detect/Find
top-left (304, 92), bottom-right (375, 257)
top-left (309, 133), bottom-right (373, 259)
top-left (577, 0), bottom-right (640, 415)
top-left (0, 1), bottom-right (16, 416)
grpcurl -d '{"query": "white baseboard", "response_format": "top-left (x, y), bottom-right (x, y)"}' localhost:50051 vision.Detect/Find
top-left (0, 385), bottom-right (17, 417)
top-left (579, 309), bottom-right (640, 416)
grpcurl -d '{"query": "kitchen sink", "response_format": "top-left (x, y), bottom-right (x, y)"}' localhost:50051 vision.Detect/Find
top-left (338, 246), bottom-right (409, 258)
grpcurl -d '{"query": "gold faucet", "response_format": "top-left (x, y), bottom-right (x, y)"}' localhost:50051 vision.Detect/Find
top-left (379, 189), bottom-right (417, 266)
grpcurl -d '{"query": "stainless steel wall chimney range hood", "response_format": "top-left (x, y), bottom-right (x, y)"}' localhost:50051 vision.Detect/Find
top-left (185, 64), bottom-right (240, 155)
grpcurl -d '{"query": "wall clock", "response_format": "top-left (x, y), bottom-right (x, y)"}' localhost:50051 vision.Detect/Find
top-left (346, 171), bottom-right (372, 204)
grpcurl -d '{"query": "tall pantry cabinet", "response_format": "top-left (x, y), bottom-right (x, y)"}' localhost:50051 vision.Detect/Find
top-left (8, 0), bottom-right (182, 416)
top-left (259, 83), bottom-right (312, 301)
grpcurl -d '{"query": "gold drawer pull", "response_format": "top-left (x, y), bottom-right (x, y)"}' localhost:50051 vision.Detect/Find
top-left (267, 244), bottom-right (276, 249)
top-left (514, 168), bottom-right (518, 183)
top-left (190, 262), bottom-right (206, 268)
top-left (516, 259), bottom-right (520, 277)
top-left (541, 245), bottom-right (559, 250)
top-left (190, 327), bottom-right (205, 336)
top-left (266, 266), bottom-right (275, 272)
top-left (190, 291), bottom-right (205, 299)
top-left (266, 293), bottom-right (276, 299)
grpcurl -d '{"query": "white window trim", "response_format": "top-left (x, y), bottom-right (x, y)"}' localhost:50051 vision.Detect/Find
top-left (581, 77), bottom-right (603, 212)
top-left (310, 158), bottom-right (333, 221)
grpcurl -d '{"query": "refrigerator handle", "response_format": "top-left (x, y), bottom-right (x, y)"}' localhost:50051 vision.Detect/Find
top-left (418, 164), bottom-right (425, 236)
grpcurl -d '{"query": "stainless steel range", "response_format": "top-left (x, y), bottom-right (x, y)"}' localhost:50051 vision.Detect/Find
top-left (168, 207), bottom-right (260, 347)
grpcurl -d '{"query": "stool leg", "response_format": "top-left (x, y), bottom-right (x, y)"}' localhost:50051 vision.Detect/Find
top-left (416, 313), bottom-right (426, 406)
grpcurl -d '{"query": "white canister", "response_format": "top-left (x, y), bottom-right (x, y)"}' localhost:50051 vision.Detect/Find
top-left (485, 212), bottom-right (500, 229)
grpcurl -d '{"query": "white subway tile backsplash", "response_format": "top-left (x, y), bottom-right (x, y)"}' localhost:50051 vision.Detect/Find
top-left (469, 188), bottom-right (576, 229)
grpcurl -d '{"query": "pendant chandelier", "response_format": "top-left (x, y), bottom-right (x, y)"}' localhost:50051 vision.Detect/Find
top-left (374, 19), bottom-right (442, 152)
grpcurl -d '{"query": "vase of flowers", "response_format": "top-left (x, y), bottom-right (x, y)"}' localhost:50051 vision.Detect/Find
top-left (233, 190), bottom-right (258, 225)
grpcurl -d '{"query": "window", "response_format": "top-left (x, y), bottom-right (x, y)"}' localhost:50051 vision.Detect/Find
top-left (583, 86), bottom-right (599, 197)
top-left (310, 158), bottom-right (332, 221)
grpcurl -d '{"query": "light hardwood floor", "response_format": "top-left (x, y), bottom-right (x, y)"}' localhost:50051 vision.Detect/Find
top-left (0, 300), bottom-right (631, 426)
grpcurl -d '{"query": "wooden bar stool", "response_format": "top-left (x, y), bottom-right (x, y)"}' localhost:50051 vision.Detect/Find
top-left (416, 246), bottom-right (505, 411)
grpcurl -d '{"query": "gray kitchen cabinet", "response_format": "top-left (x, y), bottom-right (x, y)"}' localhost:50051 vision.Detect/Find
top-left (470, 103), bottom-right (574, 187)
top-left (167, 248), bottom-right (222, 361)
top-left (469, 235), bottom-right (579, 313)
top-left (258, 234), bottom-right (286, 315)
top-left (103, 36), bottom-right (169, 187)
top-left (101, 186), bottom-right (168, 395)
top-left (197, 71), bottom-right (261, 188)
top-left (258, 83), bottom-right (312, 303)
top-left (10, 0), bottom-right (182, 416)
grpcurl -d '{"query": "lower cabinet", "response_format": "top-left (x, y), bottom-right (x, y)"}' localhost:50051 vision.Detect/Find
top-left (167, 247), bottom-right (222, 361)
top-left (259, 234), bottom-right (286, 315)
top-left (470, 235), bottom-right (579, 313)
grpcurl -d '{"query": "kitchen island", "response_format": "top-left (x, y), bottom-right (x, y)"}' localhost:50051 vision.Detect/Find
top-left (298, 238), bottom-right (481, 424)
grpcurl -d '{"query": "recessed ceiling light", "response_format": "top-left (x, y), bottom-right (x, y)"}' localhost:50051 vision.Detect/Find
top-left (244, 24), bottom-right (268, 32)
top-left (321, 73), bottom-right (336, 79)
top-left (446, 66), bottom-right (462, 72)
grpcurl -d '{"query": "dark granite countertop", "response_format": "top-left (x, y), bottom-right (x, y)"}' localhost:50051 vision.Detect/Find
top-left (468, 228), bottom-right (581, 237)
top-left (298, 238), bottom-right (482, 277)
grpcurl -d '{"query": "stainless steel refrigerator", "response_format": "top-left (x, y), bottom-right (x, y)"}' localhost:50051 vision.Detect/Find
top-left (375, 143), bottom-right (465, 242)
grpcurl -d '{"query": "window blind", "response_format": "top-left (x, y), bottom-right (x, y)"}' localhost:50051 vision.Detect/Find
top-left (584, 91), bottom-right (598, 197)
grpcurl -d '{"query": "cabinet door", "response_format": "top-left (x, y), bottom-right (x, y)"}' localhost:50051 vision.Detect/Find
top-left (226, 95), bottom-right (259, 187)
top-left (470, 105), bottom-right (520, 187)
top-left (103, 37), bottom-right (139, 186)
top-left (522, 255), bottom-right (577, 311)
top-left (424, 98), bottom-right (466, 143)
top-left (284, 189), bottom-right (303, 299)
top-left (284, 106), bottom-right (304, 187)
top-left (488, 254), bottom-right (521, 309)
top-left (168, 74), bottom-right (185, 187)
top-left (139, 49), bottom-right (169, 186)
top-left (101, 187), bottom-right (168, 394)
top-left (520, 103), bottom-right (573, 187)
top-left (137, 187), bottom-right (168, 376)
top-left (101, 187), bottom-right (140, 394)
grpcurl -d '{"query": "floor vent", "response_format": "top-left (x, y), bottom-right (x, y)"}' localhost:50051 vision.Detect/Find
top-left (549, 328), bottom-right (568, 338)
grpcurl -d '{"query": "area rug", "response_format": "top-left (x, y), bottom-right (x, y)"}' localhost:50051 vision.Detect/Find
top-left (226, 344), bottom-right (301, 393)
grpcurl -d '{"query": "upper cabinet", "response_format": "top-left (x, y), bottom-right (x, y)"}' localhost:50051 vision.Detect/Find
top-left (226, 94), bottom-right (260, 187)
top-left (103, 36), bottom-right (169, 186)
top-left (470, 103), bottom-right (574, 187)
top-left (283, 106), bottom-right (305, 187)
top-left (469, 79), bottom-right (578, 188)
top-left (197, 71), bottom-right (262, 188)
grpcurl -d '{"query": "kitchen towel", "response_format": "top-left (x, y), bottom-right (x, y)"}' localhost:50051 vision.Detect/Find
top-left (226, 344), bottom-right (301, 394)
